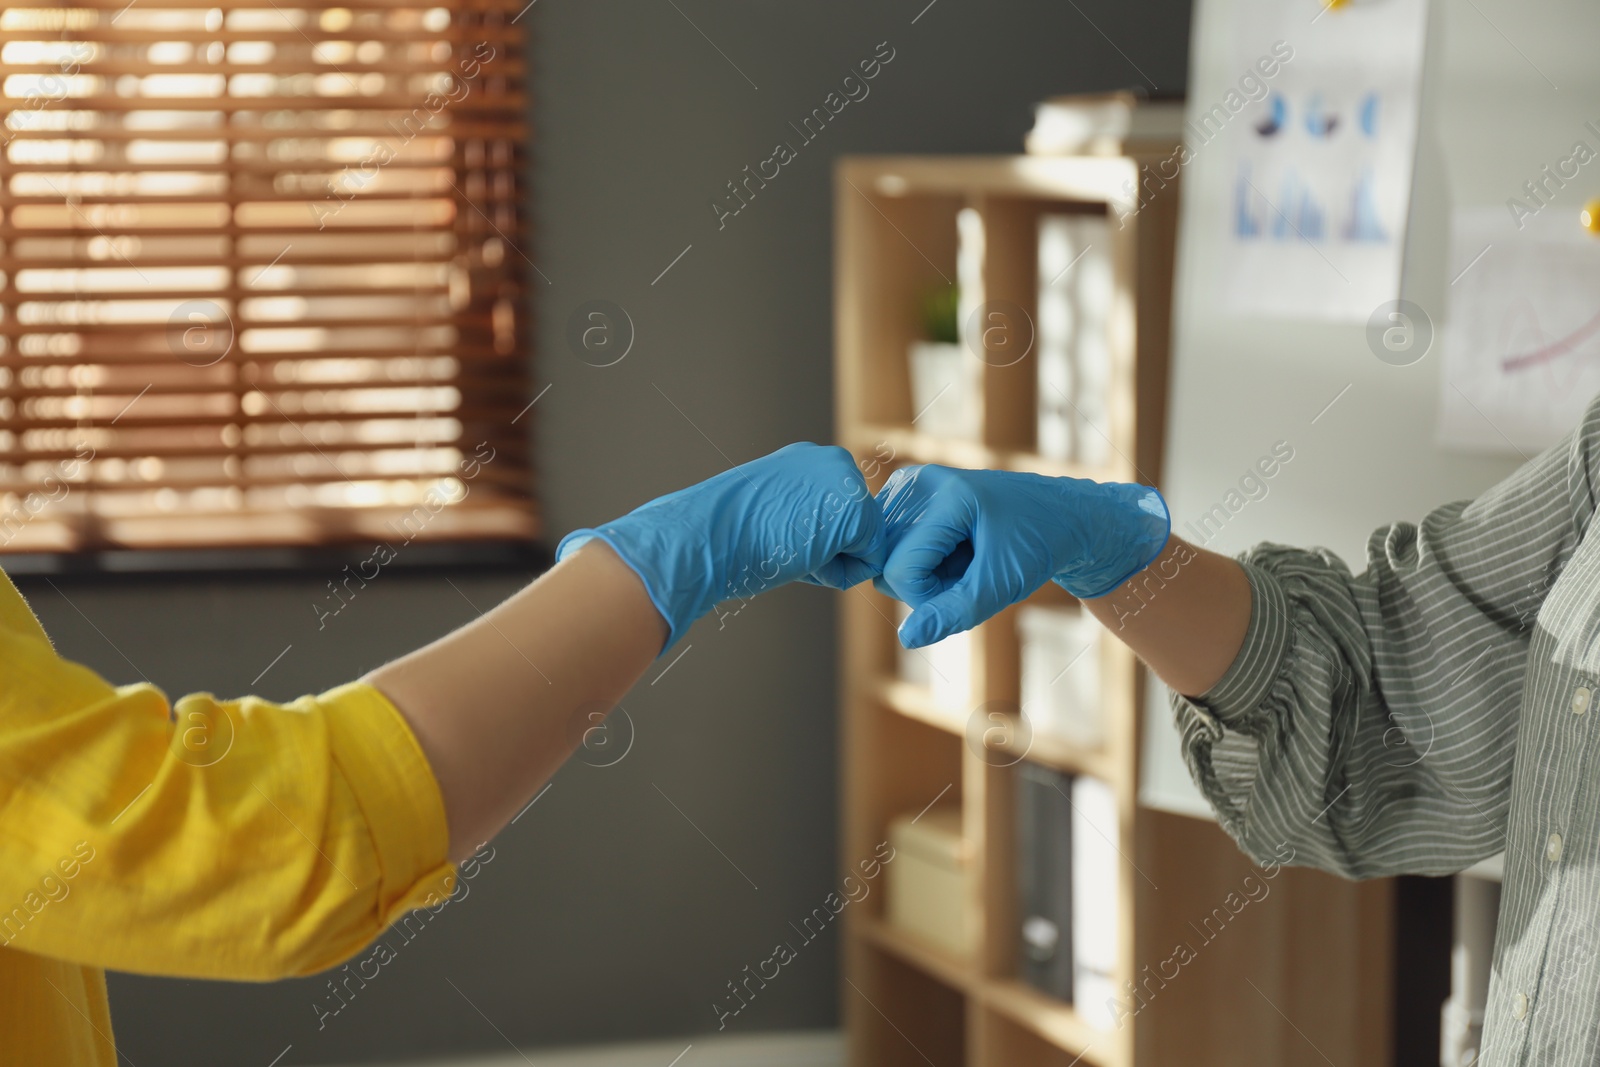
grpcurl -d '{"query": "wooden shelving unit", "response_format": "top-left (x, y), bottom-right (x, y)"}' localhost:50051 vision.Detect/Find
top-left (834, 155), bottom-right (1399, 1067)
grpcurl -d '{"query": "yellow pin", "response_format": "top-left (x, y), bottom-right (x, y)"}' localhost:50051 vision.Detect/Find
top-left (1584, 198), bottom-right (1600, 235)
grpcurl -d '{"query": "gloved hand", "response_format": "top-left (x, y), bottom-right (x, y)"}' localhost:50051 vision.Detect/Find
top-left (556, 443), bottom-right (886, 651)
top-left (874, 465), bottom-right (1169, 649)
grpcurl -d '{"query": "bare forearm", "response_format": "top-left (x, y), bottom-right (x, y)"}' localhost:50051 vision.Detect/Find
top-left (365, 543), bottom-right (666, 861)
top-left (1082, 537), bottom-right (1252, 697)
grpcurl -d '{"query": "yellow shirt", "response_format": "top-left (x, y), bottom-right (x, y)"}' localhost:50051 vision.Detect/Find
top-left (0, 569), bottom-right (456, 1066)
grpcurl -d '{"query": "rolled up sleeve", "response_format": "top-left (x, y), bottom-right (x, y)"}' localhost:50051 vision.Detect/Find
top-left (1168, 397), bottom-right (1600, 879)
top-left (0, 602), bottom-right (455, 980)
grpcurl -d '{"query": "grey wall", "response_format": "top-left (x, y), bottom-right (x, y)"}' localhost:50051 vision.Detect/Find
top-left (45, 3), bottom-right (1192, 1064)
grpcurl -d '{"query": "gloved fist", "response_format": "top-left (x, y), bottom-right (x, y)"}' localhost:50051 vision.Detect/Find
top-left (556, 443), bottom-right (885, 651)
top-left (875, 464), bottom-right (1169, 649)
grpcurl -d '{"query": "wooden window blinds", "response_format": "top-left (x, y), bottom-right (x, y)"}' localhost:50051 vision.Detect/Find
top-left (0, 0), bottom-right (534, 555)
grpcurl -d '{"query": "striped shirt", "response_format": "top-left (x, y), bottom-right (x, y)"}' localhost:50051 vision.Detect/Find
top-left (1170, 396), bottom-right (1600, 1065)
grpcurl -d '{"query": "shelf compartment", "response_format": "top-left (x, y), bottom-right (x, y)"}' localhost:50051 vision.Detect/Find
top-left (876, 670), bottom-right (1121, 785)
top-left (846, 931), bottom-right (969, 1067)
top-left (858, 909), bottom-right (1123, 1067)
top-left (985, 714), bottom-right (1121, 786)
top-left (982, 979), bottom-right (1119, 1063)
top-left (858, 913), bottom-right (974, 993)
top-left (835, 185), bottom-right (963, 431)
top-left (974, 989), bottom-right (1123, 1067)
top-left (843, 687), bottom-right (965, 928)
top-left (876, 677), bottom-right (966, 737)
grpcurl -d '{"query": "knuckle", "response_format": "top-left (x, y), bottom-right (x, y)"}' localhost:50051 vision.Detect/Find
top-left (884, 464), bottom-right (918, 491)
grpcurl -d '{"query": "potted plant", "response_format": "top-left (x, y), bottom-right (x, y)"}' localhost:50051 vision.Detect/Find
top-left (908, 283), bottom-right (980, 439)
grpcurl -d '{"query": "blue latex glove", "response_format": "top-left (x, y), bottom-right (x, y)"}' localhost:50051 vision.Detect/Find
top-left (874, 464), bottom-right (1169, 649)
top-left (556, 443), bottom-right (886, 650)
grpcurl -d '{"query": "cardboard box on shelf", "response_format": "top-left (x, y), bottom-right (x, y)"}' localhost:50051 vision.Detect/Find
top-left (886, 806), bottom-right (973, 958)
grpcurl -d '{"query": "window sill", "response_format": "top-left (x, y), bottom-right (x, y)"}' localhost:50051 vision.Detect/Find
top-left (2, 540), bottom-right (551, 585)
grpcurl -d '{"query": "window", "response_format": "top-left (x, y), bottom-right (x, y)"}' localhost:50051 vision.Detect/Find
top-left (0, 0), bottom-right (533, 555)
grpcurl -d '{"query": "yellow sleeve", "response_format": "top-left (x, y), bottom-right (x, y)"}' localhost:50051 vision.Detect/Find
top-left (0, 577), bottom-right (456, 980)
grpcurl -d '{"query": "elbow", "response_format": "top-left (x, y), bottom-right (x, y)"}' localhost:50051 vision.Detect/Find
top-left (272, 886), bottom-right (460, 985)
top-left (1236, 825), bottom-right (1373, 882)
top-left (235, 924), bottom-right (384, 984)
top-left (245, 896), bottom-right (420, 984)
top-left (295, 938), bottom-right (394, 1028)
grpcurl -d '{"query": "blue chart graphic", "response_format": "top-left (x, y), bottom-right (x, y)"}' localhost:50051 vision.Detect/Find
top-left (1274, 168), bottom-right (1326, 240)
top-left (1358, 91), bottom-right (1380, 138)
top-left (1234, 88), bottom-right (1392, 247)
top-left (1234, 167), bottom-right (1262, 237)
top-left (1235, 167), bottom-right (1328, 241)
top-left (1343, 166), bottom-right (1387, 241)
top-left (1255, 92), bottom-right (1287, 137)
top-left (1302, 91), bottom-right (1338, 137)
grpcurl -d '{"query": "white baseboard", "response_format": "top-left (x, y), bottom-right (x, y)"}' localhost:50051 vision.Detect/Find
top-left (320, 1030), bottom-right (844, 1067)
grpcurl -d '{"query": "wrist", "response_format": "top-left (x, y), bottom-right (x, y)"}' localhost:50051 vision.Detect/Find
top-left (569, 539), bottom-right (672, 651)
top-left (556, 521), bottom-right (701, 652)
top-left (1050, 480), bottom-right (1171, 599)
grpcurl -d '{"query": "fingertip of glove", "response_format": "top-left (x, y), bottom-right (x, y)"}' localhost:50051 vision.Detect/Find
top-left (897, 608), bottom-right (941, 650)
top-left (896, 622), bottom-right (924, 650)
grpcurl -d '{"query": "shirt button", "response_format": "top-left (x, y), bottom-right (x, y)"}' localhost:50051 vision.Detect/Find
top-left (1547, 833), bottom-right (1564, 863)
top-left (1573, 686), bottom-right (1592, 715)
top-left (1512, 992), bottom-right (1530, 1020)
